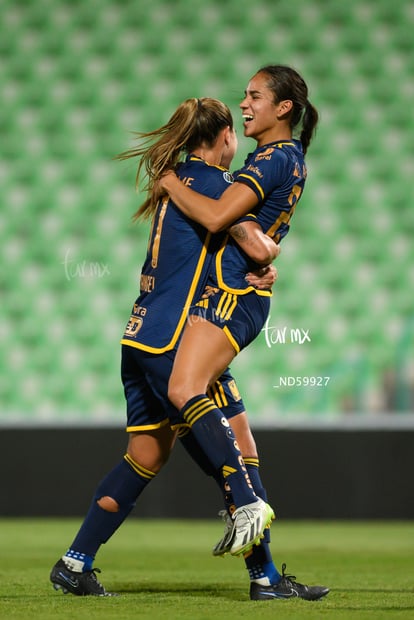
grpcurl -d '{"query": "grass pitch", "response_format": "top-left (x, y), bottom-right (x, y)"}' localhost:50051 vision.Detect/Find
top-left (0, 519), bottom-right (413, 620)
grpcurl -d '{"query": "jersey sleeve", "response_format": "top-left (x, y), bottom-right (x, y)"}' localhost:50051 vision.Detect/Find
top-left (229, 212), bottom-right (258, 226)
top-left (233, 148), bottom-right (290, 201)
top-left (182, 163), bottom-right (233, 199)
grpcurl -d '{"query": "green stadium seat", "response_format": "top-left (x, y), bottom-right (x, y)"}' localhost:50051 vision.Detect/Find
top-left (1, 0), bottom-right (412, 424)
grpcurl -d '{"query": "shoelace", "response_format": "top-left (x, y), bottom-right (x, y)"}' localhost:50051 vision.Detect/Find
top-left (280, 563), bottom-right (299, 586)
top-left (85, 567), bottom-right (102, 577)
top-left (84, 567), bottom-right (106, 591)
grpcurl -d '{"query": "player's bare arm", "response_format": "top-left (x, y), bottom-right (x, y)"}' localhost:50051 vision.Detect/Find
top-left (160, 171), bottom-right (258, 233)
top-left (229, 220), bottom-right (280, 265)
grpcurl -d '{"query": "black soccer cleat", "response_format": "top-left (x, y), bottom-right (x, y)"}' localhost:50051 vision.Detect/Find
top-left (250, 563), bottom-right (329, 601)
top-left (50, 559), bottom-right (117, 596)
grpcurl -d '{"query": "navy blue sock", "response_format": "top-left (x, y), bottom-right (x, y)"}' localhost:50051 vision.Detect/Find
top-left (63, 455), bottom-right (155, 571)
top-left (245, 459), bottom-right (271, 545)
top-left (180, 395), bottom-right (257, 508)
top-left (244, 459), bottom-right (281, 584)
top-left (178, 428), bottom-right (216, 477)
top-left (179, 428), bottom-right (235, 514)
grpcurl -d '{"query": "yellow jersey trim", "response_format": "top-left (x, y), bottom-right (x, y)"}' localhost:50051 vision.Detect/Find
top-left (214, 238), bottom-right (272, 297)
top-left (207, 381), bottom-right (228, 408)
top-left (236, 173), bottom-right (264, 199)
top-left (121, 232), bottom-right (212, 353)
top-left (126, 418), bottom-right (170, 432)
top-left (188, 155), bottom-right (229, 172)
top-left (223, 326), bottom-right (241, 354)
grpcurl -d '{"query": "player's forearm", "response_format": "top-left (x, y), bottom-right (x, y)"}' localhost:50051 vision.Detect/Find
top-left (161, 173), bottom-right (221, 230)
top-left (161, 172), bottom-right (257, 233)
top-left (229, 222), bottom-right (280, 265)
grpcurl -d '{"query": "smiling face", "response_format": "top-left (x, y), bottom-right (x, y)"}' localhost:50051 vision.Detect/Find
top-left (240, 71), bottom-right (292, 146)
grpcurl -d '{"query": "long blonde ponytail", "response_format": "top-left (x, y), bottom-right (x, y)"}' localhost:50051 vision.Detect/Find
top-left (116, 97), bottom-right (233, 219)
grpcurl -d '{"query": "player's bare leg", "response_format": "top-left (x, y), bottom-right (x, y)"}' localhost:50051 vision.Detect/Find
top-left (168, 317), bottom-right (274, 556)
top-left (126, 427), bottom-right (178, 474)
top-left (50, 427), bottom-right (177, 595)
top-left (168, 315), bottom-right (236, 410)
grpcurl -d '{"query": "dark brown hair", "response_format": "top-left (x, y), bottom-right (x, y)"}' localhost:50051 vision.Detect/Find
top-left (258, 65), bottom-right (318, 154)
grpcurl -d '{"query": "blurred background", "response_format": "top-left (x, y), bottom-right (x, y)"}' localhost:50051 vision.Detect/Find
top-left (1, 0), bottom-right (413, 429)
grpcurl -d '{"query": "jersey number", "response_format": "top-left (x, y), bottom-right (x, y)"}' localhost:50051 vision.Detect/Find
top-left (151, 197), bottom-right (168, 268)
top-left (266, 184), bottom-right (302, 240)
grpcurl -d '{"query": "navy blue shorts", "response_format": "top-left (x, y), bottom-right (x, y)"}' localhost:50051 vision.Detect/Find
top-left (121, 344), bottom-right (245, 432)
top-left (190, 288), bottom-right (271, 353)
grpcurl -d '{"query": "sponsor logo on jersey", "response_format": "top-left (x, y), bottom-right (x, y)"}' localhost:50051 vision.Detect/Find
top-left (245, 164), bottom-right (263, 178)
top-left (124, 316), bottom-right (143, 337)
top-left (255, 147), bottom-right (275, 161)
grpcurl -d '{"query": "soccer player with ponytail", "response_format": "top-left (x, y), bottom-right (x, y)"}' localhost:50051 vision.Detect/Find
top-left (50, 96), bottom-right (278, 597)
top-left (50, 66), bottom-right (328, 601)
top-left (161, 65), bottom-right (328, 601)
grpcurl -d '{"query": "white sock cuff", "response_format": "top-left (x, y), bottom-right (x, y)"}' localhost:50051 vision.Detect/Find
top-left (62, 555), bottom-right (84, 573)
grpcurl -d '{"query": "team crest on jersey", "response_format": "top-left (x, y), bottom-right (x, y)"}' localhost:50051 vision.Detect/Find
top-left (223, 171), bottom-right (233, 184)
top-left (227, 379), bottom-right (242, 402)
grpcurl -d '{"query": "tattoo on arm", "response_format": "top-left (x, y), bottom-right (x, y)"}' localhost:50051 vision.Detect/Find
top-left (229, 223), bottom-right (248, 242)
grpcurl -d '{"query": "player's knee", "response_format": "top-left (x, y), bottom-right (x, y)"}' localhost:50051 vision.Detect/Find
top-left (97, 496), bottom-right (120, 512)
top-left (138, 455), bottom-right (168, 473)
top-left (168, 379), bottom-right (189, 410)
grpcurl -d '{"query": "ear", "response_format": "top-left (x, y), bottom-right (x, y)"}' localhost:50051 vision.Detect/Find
top-left (276, 99), bottom-right (293, 119)
top-left (222, 125), bottom-right (232, 146)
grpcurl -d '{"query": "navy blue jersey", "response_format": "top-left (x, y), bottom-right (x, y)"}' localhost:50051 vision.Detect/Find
top-left (121, 155), bottom-right (232, 352)
top-left (209, 140), bottom-right (307, 294)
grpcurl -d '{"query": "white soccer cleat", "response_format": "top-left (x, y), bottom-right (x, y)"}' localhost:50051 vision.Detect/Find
top-left (230, 498), bottom-right (275, 556)
top-left (212, 510), bottom-right (235, 556)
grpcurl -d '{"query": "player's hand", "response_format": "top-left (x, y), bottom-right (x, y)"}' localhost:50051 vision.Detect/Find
top-left (245, 264), bottom-right (278, 290)
top-left (152, 178), bottom-right (167, 204)
top-left (152, 170), bottom-right (177, 203)
top-left (158, 170), bottom-right (179, 191)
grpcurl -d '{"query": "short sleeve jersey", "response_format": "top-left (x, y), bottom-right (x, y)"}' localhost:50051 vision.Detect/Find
top-left (209, 139), bottom-right (307, 294)
top-left (121, 156), bottom-right (232, 352)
